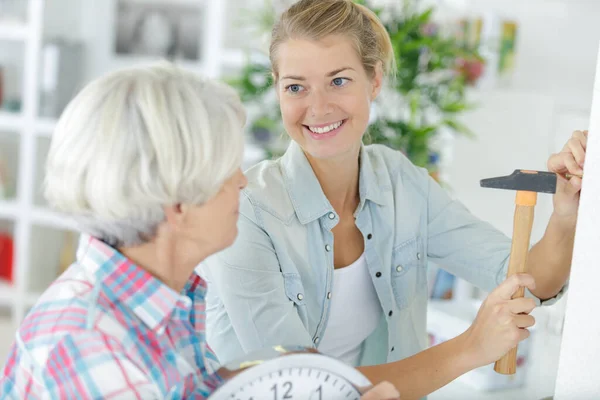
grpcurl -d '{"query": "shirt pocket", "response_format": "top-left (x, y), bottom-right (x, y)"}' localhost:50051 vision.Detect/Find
top-left (282, 272), bottom-right (309, 325)
top-left (390, 236), bottom-right (426, 309)
top-left (283, 273), bottom-right (306, 305)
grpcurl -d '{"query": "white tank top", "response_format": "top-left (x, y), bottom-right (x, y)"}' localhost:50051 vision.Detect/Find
top-left (317, 253), bottom-right (382, 366)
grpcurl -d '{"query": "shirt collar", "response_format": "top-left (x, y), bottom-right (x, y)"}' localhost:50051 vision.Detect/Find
top-left (280, 141), bottom-right (387, 224)
top-left (77, 234), bottom-right (205, 332)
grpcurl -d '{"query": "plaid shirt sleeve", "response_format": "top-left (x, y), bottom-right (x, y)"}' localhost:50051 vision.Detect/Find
top-left (203, 344), bottom-right (221, 374)
top-left (12, 331), bottom-right (162, 400)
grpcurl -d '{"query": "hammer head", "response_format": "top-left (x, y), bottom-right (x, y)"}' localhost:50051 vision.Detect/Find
top-left (480, 169), bottom-right (557, 194)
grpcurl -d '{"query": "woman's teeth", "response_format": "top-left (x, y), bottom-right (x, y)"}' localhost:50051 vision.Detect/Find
top-left (308, 120), bottom-right (343, 134)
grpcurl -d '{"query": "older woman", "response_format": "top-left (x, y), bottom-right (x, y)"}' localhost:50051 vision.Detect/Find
top-left (0, 62), bottom-right (244, 399)
top-left (0, 63), bottom-right (397, 400)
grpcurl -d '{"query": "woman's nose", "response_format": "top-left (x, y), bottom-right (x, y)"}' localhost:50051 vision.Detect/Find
top-left (309, 90), bottom-right (334, 117)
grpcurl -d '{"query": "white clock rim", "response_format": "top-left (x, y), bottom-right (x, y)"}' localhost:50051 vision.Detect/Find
top-left (209, 352), bottom-right (372, 399)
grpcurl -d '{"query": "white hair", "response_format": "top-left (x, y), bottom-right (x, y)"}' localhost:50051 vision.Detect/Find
top-left (44, 62), bottom-right (246, 247)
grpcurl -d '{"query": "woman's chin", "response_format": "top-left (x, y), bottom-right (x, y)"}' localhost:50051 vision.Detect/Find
top-left (304, 139), bottom-right (362, 161)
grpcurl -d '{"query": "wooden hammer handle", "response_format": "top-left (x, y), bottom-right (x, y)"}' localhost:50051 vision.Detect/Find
top-left (494, 200), bottom-right (535, 375)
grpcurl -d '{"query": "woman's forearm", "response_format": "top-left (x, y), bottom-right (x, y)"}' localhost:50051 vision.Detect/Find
top-left (527, 212), bottom-right (576, 300)
top-left (357, 332), bottom-right (477, 400)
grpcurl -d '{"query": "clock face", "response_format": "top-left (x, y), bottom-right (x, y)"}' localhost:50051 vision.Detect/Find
top-left (210, 351), bottom-right (370, 400)
top-left (230, 366), bottom-right (362, 400)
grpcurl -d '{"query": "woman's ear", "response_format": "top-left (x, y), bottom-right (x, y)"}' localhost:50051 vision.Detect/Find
top-left (370, 61), bottom-right (384, 101)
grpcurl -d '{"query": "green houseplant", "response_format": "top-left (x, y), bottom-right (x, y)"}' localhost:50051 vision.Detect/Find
top-left (228, 0), bottom-right (484, 171)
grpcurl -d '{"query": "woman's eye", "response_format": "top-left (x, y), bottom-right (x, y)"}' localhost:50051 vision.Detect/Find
top-left (286, 84), bottom-right (304, 94)
top-left (332, 77), bottom-right (349, 87)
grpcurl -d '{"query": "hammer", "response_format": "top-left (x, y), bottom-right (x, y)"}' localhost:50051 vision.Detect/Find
top-left (480, 169), bottom-right (557, 375)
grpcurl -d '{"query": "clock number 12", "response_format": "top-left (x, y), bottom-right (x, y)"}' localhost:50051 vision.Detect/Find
top-left (271, 381), bottom-right (293, 399)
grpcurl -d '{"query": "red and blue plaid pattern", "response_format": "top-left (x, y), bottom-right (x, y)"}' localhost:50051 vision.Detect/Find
top-left (0, 235), bottom-right (222, 399)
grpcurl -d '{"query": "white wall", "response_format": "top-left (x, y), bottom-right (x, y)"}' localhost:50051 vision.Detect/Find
top-left (554, 42), bottom-right (600, 400)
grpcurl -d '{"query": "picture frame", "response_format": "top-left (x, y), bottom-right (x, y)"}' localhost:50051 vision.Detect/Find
top-left (113, 0), bottom-right (205, 62)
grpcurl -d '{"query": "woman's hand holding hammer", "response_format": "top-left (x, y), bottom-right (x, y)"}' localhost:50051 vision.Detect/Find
top-left (461, 273), bottom-right (537, 368)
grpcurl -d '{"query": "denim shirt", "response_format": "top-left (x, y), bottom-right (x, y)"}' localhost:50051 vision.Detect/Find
top-left (201, 141), bottom-right (564, 368)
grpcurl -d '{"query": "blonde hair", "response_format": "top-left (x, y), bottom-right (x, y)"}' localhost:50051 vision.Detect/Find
top-left (269, 0), bottom-right (396, 81)
top-left (44, 62), bottom-right (246, 247)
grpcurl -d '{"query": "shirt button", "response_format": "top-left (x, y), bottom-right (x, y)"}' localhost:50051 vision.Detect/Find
top-left (328, 212), bottom-right (335, 220)
top-left (417, 252), bottom-right (421, 260)
top-left (388, 310), bottom-right (393, 317)
top-left (297, 293), bottom-right (304, 301)
top-left (367, 233), bottom-right (373, 240)
top-left (375, 272), bottom-right (382, 278)
top-left (327, 292), bottom-right (332, 299)
top-left (391, 347), bottom-right (395, 352)
top-left (396, 265), bottom-right (403, 272)
top-left (325, 244), bottom-right (331, 252)
top-left (314, 337), bottom-right (320, 344)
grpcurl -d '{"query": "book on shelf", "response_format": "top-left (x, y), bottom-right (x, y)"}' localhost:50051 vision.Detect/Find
top-left (0, 232), bottom-right (13, 282)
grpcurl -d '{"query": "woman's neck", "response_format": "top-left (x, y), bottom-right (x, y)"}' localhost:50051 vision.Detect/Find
top-left (119, 227), bottom-right (210, 293)
top-left (305, 144), bottom-right (361, 214)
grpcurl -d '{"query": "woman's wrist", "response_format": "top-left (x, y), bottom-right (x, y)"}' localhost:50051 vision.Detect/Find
top-left (451, 330), bottom-right (485, 372)
top-left (550, 210), bottom-right (578, 230)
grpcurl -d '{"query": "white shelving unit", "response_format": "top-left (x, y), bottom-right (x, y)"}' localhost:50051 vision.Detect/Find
top-left (0, 23), bottom-right (29, 41)
top-left (0, 199), bottom-right (17, 220)
top-left (0, 0), bottom-right (48, 325)
top-left (0, 111), bottom-right (23, 130)
top-left (0, 0), bottom-right (249, 332)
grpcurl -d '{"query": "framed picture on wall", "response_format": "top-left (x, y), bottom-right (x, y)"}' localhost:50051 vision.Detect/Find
top-left (114, 0), bottom-right (204, 62)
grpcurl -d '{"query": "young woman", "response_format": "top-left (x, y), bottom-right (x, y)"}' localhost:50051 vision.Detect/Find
top-left (202, 0), bottom-right (584, 398)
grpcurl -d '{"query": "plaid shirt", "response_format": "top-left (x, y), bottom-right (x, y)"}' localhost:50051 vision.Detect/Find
top-left (0, 235), bottom-right (223, 399)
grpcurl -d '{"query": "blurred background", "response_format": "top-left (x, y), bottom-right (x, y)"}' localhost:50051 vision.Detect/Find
top-left (0, 0), bottom-right (597, 398)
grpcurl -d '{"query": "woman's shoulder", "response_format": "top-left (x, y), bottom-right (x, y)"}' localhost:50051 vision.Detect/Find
top-left (363, 144), bottom-right (430, 193)
top-left (243, 158), bottom-right (285, 190)
top-left (240, 158), bottom-right (296, 223)
top-left (11, 273), bottom-right (104, 366)
top-left (364, 143), bottom-right (416, 169)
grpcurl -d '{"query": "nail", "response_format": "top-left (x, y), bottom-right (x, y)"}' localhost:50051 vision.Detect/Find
top-left (565, 173), bottom-right (582, 179)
